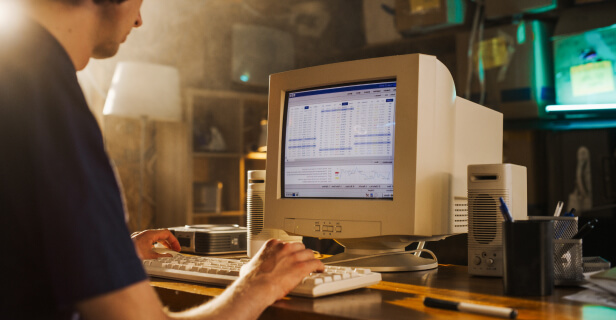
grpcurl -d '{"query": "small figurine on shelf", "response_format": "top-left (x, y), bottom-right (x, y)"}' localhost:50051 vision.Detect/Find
top-left (193, 116), bottom-right (226, 152)
top-left (206, 126), bottom-right (226, 152)
top-left (568, 146), bottom-right (592, 212)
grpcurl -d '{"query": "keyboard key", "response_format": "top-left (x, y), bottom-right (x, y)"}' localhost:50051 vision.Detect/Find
top-left (303, 277), bottom-right (324, 286)
top-left (355, 268), bottom-right (371, 274)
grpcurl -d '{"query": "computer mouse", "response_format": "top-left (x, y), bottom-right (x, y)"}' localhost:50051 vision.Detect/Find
top-left (152, 244), bottom-right (181, 257)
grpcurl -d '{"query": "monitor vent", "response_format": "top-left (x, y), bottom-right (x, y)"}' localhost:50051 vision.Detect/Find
top-left (468, 191), bottom-right (507, 245)
top-left (453, 200), bottom-right (468, 228)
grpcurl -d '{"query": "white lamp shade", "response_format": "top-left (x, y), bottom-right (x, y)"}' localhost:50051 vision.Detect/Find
top-left (103, 62), bottom-right (182, 122)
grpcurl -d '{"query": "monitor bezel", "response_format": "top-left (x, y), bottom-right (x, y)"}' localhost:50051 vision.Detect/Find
top-left (265, 55), bottom-right (432, 238)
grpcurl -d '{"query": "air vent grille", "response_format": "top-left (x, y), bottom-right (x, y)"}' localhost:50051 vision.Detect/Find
top-left (195, 233), bottom-right (247, 251)
top-left (453, 199), bottom-right (468, 229)
top-left (468, 190), bottom-right (507, 245)
top-left (247, 190), bottom-right (265, 238)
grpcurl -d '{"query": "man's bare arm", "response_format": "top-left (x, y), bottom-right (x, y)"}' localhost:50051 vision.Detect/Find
top-left (172, 240), bottom-right (324, 320)
top-left (77, 239), bottom-right (323, 320)
top-left (76, 280), bottom-right (169, 320)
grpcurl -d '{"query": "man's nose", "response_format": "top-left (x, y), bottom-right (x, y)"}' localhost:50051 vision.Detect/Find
top-left (134, 12), bottom-right (143, 28)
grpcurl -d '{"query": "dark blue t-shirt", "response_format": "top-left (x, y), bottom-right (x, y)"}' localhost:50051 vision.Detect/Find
top-left (0, 19), bottom-right (147, 318)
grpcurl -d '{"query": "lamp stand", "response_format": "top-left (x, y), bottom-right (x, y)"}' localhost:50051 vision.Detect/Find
top-left (138, 115), bottom-right (147, 231)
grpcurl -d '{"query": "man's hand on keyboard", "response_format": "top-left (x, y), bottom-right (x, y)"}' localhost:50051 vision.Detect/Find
top-left (238, 239), bottom-right (325, 303)
top-left (131, 228), bottom-right (181, 260)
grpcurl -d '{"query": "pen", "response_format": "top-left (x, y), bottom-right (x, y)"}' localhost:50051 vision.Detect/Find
top-left (499, 197), bottom-right (514, 222)
top-left (572, 218), bottom-right (598, 239)
top-left (424, 297), bottom-right (518, 319)
top-left (562, 208), bottom-right (576, 217)
top-left (555, 221), bottom-right (569, 239)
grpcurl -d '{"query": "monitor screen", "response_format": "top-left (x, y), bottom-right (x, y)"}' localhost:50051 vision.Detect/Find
top-left (282, 80), bottom-right (396, 199)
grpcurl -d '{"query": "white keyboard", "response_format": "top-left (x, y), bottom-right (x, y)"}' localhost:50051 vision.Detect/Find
top-left (143, 254), bottom-right (382, 298)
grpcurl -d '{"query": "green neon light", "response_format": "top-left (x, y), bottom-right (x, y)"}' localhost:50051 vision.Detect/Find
top-left (546, 104), bottom-right (616, 112)
top-left (527, 0), bottom-right (557, 14)
top-left (517, 21), bottom-right (526, 45)
top-left (531, 21), bottom-right (550, 116)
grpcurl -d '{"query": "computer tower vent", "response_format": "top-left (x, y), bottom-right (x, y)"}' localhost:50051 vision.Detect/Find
top-left (247, 191), bottom-right (265, 237)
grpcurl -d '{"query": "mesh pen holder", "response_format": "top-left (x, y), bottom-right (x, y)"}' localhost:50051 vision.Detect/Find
top-left (529, 216), bottom-right (578, 239)
top-left (553, 239), bottom-right (584, 285)
top-left (530, 216), bottom-right (583, 285)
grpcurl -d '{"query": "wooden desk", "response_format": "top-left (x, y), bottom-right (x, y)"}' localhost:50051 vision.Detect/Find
top-left (150, 264), bottom-right (607, 319)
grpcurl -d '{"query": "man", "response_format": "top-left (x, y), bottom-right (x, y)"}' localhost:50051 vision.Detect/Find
top-left (0, 0), bottom-right (324, 319)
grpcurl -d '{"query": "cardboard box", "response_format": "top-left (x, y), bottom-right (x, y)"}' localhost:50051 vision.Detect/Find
top-left (546, 1), bottom-right (616, 115)
top-left (503, 130), bottom-right (544, 209)
top-left (363, 0), bottom-right (402, 45)
top-left (395, 0), bottom-right (465, 35)
top-left (554, 26), bottom-right (616, 106)
top-left (456, 20), bottom-right (554, 119)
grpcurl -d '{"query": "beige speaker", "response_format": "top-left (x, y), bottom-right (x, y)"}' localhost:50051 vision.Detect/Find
top-left (247, 170), bottom-right (301, 257)
top-left (467, 163), bottom-right (527, 277)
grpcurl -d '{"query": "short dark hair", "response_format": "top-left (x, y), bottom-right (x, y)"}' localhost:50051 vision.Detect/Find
top-left (50, 0), bottom-right (127, 4)
top-left (93, 0), bottom-right (127, 3)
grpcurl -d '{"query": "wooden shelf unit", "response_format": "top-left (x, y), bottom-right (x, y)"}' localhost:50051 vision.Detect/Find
top-left (186, 89), bottom-right (267, 225)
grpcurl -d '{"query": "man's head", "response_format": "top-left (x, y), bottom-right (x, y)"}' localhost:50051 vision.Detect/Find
top-left (90, 0), bottom-right (143, 59)
top-left (25, 0), bottom-right (143, 69)
top-left (44, 0), bottom-right (141, 59)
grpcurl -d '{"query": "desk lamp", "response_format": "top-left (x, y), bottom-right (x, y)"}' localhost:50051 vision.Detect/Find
top-left (103, 62), bottom-right (182, 231)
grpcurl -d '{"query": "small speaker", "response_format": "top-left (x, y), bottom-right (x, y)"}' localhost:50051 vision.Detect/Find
top-left (468, 163), bottom-right (527, 277)
top-left (247, 170), bottom-right (301, 257)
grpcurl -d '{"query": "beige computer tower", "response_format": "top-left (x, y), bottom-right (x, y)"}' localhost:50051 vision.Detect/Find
top-left (468, 164), bottom-right (527, 277)
top-left (247, 170), bottom-right (301, 257)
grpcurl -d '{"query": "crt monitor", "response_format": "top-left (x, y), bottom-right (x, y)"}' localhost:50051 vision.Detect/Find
top-left (264, 54), bottom-right (503, 272)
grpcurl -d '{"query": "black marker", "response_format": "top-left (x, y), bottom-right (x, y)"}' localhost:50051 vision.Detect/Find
top-left (424, 297), bottom-right (518, 319)
top-left (556, 218), bottom-right (598, 258)
top-left (572, 218), bottom-right (598, 239)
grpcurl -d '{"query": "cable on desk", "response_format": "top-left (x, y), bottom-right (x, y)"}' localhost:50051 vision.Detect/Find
top-left (322, 249), bottom-right (438, 265)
